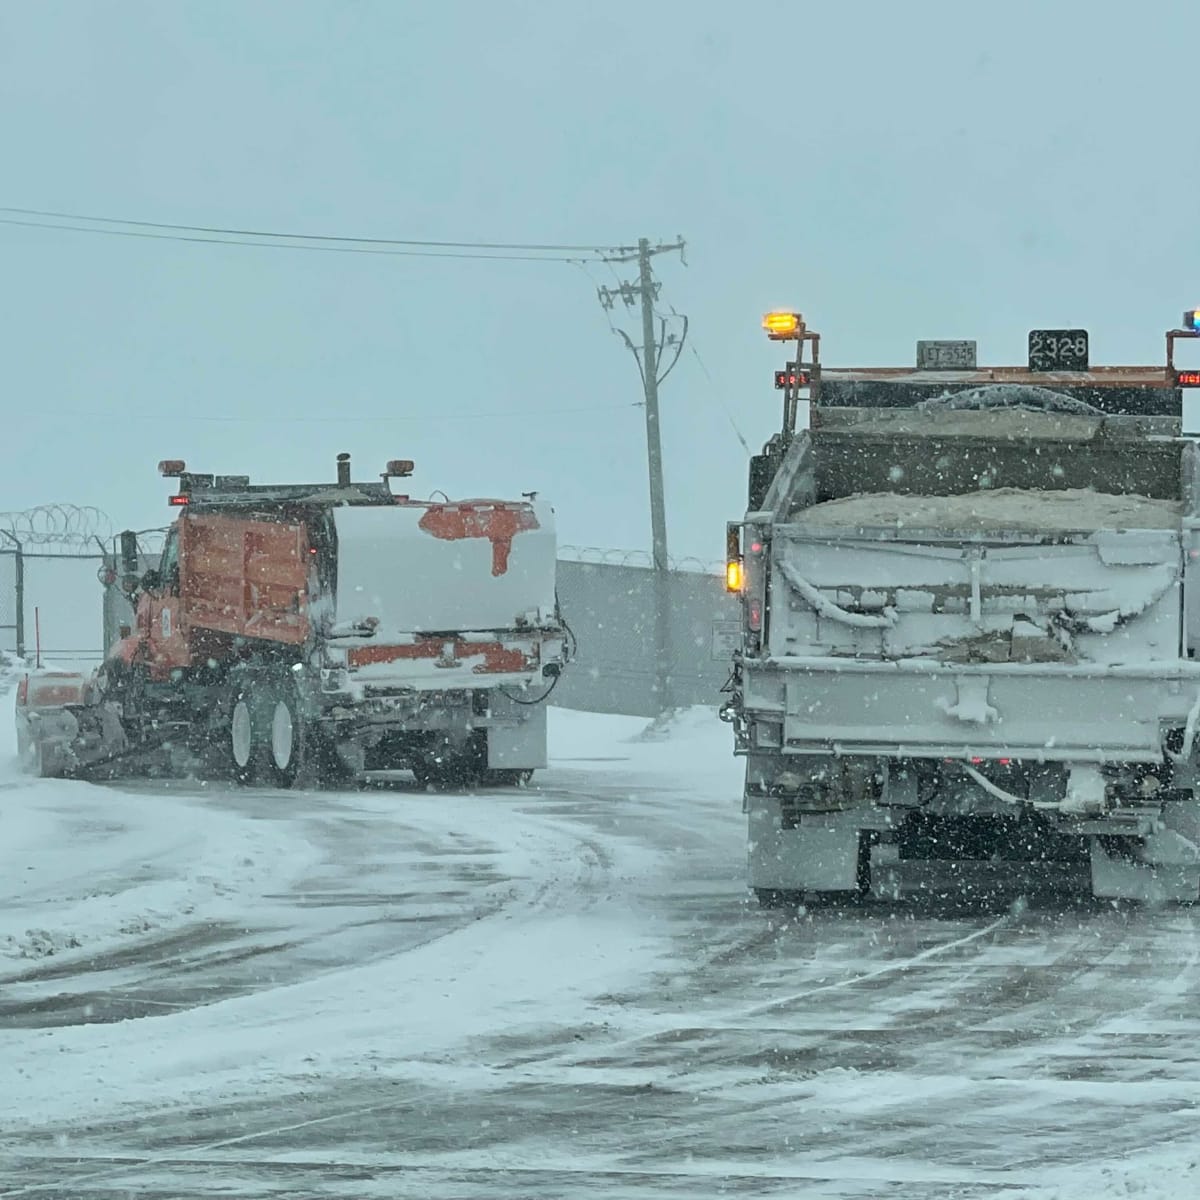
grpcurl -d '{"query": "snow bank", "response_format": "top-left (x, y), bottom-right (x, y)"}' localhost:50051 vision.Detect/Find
top-left (797, 487), bottom-right (1182, 532)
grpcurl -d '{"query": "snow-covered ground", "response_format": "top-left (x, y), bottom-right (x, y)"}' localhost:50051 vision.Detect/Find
top-left (1, 689), bottom-right (1199, 1198)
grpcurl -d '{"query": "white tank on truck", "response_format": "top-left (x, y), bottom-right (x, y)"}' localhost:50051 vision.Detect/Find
top-left (721, 311), bottom-right (1200, 904)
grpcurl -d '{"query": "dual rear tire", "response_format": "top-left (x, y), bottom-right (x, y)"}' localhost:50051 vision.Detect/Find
top-left (228, 681), bottom-right (306, 788)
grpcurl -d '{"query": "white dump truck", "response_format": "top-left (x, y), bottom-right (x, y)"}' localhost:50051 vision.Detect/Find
top-left (723, 314), bottom-right (1200, 903)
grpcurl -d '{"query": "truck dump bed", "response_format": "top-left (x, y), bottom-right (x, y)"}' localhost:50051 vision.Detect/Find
top-left (745, 396), bottom-right (1200, 763)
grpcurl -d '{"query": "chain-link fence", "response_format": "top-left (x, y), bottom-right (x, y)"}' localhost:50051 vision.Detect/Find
top-left (0, 507), bottom-right (115, 665)
top-left (0, 544), bottom-right (20, 657)
top-left (554, 556), bottom-right (740, 717)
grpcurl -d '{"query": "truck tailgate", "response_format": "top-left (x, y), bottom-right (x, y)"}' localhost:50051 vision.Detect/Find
top-left (769, 526), bottom-right (1183, 666)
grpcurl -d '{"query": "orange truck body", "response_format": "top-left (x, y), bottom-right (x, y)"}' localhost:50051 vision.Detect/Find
top-left (179, 513), bottom-right (310, 645)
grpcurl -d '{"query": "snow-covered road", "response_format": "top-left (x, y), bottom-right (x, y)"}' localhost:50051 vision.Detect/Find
top-left (2, 697), bottom-right (1200, 1198)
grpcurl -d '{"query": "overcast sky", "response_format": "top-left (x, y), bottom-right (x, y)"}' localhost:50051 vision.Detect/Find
top-left (2, 0), bottom-right (1198, 561)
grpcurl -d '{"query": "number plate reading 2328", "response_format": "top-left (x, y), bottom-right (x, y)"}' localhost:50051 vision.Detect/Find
top-left (1028, 328), bottom-right (1089, 372)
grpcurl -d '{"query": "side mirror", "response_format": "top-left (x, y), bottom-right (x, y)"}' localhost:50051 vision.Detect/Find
top-left (119, 530), bottom-right (139, 577)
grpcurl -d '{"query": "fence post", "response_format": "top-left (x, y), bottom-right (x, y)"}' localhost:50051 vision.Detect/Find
top-left (0, 530), bottom-right (22, 660)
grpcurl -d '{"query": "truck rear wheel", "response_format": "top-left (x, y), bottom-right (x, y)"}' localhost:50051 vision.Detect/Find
top-left (483, 769), bottom-right (535, 788)
top-left (264, 687), bottom-right (307, 788)
top-left (230, 693), bottom-right (257, 784)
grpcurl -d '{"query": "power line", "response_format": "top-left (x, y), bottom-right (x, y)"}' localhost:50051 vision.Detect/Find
top-left (0, 205), bottom-right (629, 255)
top-left (0, 215), bottom-right (592, 262)
top-left (688, 342), bottom-right (753, 454)
top-left (18, 401), bottom-right (642, 426)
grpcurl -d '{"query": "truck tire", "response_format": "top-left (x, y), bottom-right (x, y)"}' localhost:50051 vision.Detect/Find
top-left (264, 686), bottom-right (307, 789)
top-left (413, 754), bottom-right (483, 791)
top-left (312, 731), bottom-right (357, 789)
top-left (229, 692), bottom-right (258, 785)
top-left (483, 769), bottom-right (535, 788)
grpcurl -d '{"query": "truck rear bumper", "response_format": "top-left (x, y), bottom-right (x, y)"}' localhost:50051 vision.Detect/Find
top-left (744, 657), bottom-right (1200, 763)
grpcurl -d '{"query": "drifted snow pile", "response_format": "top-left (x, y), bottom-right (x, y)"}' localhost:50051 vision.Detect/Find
top-left (797, 487), bottom-right (1182, 532)
top-left (917, 382), bottom-right (1104, 415)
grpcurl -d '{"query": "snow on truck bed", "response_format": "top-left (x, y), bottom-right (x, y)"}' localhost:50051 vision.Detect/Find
top-left (795, 487), bottom-right (1183, 533)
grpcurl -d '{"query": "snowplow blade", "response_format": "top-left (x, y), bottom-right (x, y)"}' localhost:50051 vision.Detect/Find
top-left (15, 673), bottom-right (87, 777)
top-left (13, 672), bottom-right (121, 778)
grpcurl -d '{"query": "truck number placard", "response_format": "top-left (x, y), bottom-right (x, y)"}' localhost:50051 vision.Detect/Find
top-left (916, 340), bottom-right (977, 370)
top-left (1028, 329), bottom-right (1089, 372)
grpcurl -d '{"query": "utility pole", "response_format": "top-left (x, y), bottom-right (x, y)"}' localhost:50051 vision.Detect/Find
top-left (597, 236), bottom-right (687, 713)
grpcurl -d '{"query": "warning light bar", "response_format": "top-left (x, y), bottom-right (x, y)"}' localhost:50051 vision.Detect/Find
top-left (762, 311), bottom-right (804, 341)
top-left (1184, 310), bottom-right (1200, 332)
top-left (774, 368), bottom-right (811, 389)
top-left (168, 494), bottom-right (190, 506)
top-left (1180, 370), bottom-right (1200, 386)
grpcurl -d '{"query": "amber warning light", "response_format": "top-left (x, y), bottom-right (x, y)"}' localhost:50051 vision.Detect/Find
top-left (726, 560), bottom-right (744, 592)
top-left (762, 311), bottom-right (804, 341)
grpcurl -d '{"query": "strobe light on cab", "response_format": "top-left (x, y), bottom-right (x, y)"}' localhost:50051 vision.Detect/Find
top-left (1183, 309), bottom-right (1200, 332)
top-left (763, 311), bottom-right (805, 341)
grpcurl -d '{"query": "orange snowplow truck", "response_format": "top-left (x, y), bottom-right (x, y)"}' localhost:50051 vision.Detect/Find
top-left (16, 454), bottom-right (570, 787)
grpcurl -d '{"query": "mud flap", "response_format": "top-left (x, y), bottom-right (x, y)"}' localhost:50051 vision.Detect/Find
top-left (1090, 829), bottom-right (1200, 903)
top-left (748, 799), bottom-right (863, 893)
top-left (486, 695), bottom-right (547, 771)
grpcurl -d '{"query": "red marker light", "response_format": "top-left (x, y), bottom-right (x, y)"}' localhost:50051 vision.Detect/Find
top-left (774, 369), bottom-right (811, 389)
top-left (1179, 370), bottom-right (1200, 386)
top-left (750, 541), bottom-right (763, 554)
top-left (998, 758), bottom-right (1011, 766)
top-left (168, 494), bottom-right (189, 506)
top-left (748, 599), bottom-right (763, 631)
top-left (970, 757), bottom-right (983, 764)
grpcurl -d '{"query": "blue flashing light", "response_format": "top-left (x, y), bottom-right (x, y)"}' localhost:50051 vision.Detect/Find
top-left (1184, 309), bottom-right (1200, 331)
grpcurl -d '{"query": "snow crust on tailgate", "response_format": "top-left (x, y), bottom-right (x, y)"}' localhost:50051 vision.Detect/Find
top-left (795, 487), bottom-right (1182, 532)
top-left (332, 501), bottom-right (557, 635)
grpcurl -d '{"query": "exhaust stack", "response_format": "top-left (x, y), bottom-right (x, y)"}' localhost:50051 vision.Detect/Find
top-left (336, 452), bottom-right (351, 487)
